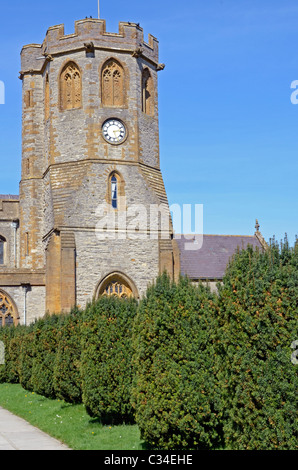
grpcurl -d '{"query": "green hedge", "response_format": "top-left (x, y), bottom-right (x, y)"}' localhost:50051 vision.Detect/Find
top-left (53, 309), bottom-right (83, 403)
top-left (131, 273), bottom-right (222, 450)
top-left (7, 326), bottom-right (26, 384)
top-left (30, 315), bottom-right (60, 399)
top-left (18, 325), bottom-right (35, 392)
top-left (80, 296), bottom-right (138, 423)
top-left (0, 325), bottom-right (18, 384)
top-left (0, 238), bottom-right (296, 450)
top-left (217, 237), bottom-right (298, 450)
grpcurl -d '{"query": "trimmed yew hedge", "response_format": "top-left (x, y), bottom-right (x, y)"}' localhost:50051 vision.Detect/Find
top-left (53, 309), bottom-right (83, 404)
top-left (0, 325), bottom-right (21, 384)
top-left (0, 237), bottom-right (297, 450)
top-left (217, 237), bottom-right (298, 450)
top-left (131, 273), bottom-right (222, 450)
top-left (18, 326), bottom-right (35, 392)
top-left (80, 296), bottom-right (138, 423)
top-left (29, 315), bottom-right (61, 398)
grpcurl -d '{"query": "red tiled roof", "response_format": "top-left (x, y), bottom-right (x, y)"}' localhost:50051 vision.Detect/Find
top-left (175, 234), bottom-right (264, 279)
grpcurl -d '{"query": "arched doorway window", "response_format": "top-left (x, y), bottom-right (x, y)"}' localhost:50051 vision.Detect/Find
top-left (0, 290), bottom-right (18, 327)
top-left (96, 273), bottom-right (138, 299)
top-left (103, 280), bottom-right (132, 299)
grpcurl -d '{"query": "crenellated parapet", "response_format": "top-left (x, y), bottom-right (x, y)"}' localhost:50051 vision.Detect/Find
top-left (20, 19), bottom-right (162, 78)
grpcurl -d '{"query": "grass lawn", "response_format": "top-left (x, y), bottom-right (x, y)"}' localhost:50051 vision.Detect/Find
top-left (0, 383), bottom-right (143, 450)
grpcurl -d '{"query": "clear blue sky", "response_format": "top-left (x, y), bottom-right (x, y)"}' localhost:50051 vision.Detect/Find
top-left (0, 0), bottom-right (297, 245)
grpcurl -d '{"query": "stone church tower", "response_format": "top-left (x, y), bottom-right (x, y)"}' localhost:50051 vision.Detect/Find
top-left (0, 18), bottom-right (264, 326)
top-left (13, 18), bottom-right (178, 318)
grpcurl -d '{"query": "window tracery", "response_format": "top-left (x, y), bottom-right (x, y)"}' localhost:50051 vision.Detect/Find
top-left (60, 62), bottom-right (82, 110)
top-left (97, 273), bottom-right (136, 300)
top-left (102, 280), bottom-right (133, 299)
top-left (0, 291), bottom-right (18, 327)
top-left (102, 60), bottom-right (124, 107)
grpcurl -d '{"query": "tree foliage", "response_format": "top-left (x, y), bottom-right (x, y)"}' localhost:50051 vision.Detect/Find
top-left (80, 296), bottom-right (138, 423)
top-left (0, 236), bottom-right (296, 450)
top-left (53, 309), bottom-right (83, 403)
top-left (30, 315), bottom-right (60, 398)
top-left (217, 237), bottom-right (298, 449)
top-left (131, 273), bottom-right (222, 450)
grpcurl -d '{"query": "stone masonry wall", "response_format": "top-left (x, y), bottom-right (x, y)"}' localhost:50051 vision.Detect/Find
top-left (13, 19), bottom-right (174, 315)
top-left (1, 285), bottom-right (45, 325)
top-left (75, 232), bottom-right (160, 306)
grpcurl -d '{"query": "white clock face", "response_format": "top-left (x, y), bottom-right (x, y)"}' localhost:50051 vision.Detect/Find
top-left (102, 119), bottom-right (126, 144)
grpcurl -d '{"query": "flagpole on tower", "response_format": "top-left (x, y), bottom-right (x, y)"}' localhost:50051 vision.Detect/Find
top-left (98, 0), bottom-right (100, 19)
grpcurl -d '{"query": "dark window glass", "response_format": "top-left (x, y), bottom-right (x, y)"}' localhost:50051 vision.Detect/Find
top-left (111, 176), bottom-right (117, 209)
top-left (5, 315), bottom-right (13, 327)
top-left (0, 240), bottom-right (4, 265)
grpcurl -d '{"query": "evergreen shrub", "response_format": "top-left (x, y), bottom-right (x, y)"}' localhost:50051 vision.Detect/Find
top-left (217, 237), bottom-right (298, 450)
top-left (131, 273), bottom-right (222, 450)
top-left (80, 296), bottom-right (138, 423)
top-left (0, 326), bottom-right (17, 383)
top-left (53, 308), bottom-right (83, 403)
top-left (18, 325), bottom-right (35, 392)
top-left (30, 314), bottom-right (60, 398)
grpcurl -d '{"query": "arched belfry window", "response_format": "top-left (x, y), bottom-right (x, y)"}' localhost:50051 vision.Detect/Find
top-left (102, 59), bottom-right (125, 107)
top-left (0, 236), bottom-right (6, 265)
top-left (142, 68), bottom-right (154, 116)
top-left (0, 290), bottom-right (18, 327)
top-left (60, 62), bottom-right (82, 110)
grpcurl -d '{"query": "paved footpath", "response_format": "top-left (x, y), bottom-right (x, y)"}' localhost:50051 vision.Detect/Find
top-left (0, 407), bottom-right (70, 450)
